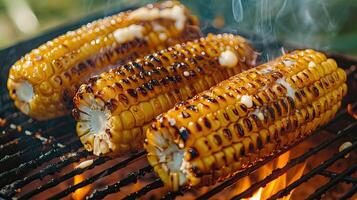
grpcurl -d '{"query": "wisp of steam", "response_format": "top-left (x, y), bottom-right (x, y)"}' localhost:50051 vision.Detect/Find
top-left (232, 0), bottom-right (348, 62)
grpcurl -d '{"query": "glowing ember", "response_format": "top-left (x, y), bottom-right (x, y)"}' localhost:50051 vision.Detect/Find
top-left (347, 104), bottom-right (357, 119)
top-left (72, 163), bottom-right (92, 200)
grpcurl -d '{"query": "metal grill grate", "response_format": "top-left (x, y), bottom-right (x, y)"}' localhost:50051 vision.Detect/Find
top-left (0, 6), bottom-right (356, 200)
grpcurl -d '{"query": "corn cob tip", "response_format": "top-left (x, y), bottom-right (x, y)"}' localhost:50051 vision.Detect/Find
top-left (74, 92), bottom-right (114, 156)
top-left (146, 127), bottom-right (191, 189)
top-left (8, 79), bottom-right (34, 115)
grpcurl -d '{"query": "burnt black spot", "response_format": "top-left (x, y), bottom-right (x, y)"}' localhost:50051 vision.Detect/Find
top-left (87, 76), bottom-right (99, 84)
top-left (300, 90), bottom-right (307, 98)
top-left (105, 129), bottom-right (112, 138)
top-left (295, 91), bottom-right (302, 101)
top-left (244, 118), bottom-right (253, 132)
top-left (195, 55), bottom-right (204, 60)
top-left (257, 137), bottom-right (263, 149)
top-left (234, 123), bottom-right (244, 136)
top-left (254, 94), bottom-right (264, 105)
top-left (232, 108), bottom-right (239, 116)
top-left (159, 77), bottom-right (168, 85)
top-left (188, 148), bottom-right (199, 160)
top-left (119, 94), bottom-right (129, 104)
top-left (213, 134), bottom-right (222, 145)
top-left (312, 108), bottom-right (316, 119)
top-left (305, 110), bottom-right (310, 121)
top-left (204, 117), bottom-right (211, 129)
top-left (223, 112), bottom-right (230, 121)
top-left (196, 123), bottom-right (202, 131)
top-left (190, 70), bottom-right (196, 77)
top-left (281, 99), bottom-right (288, 112)
top-left (240, 146), bottom-right (245, 156)
top-left (115, 82), bottom-right (123, 90)
top-left (144, 61), bottom-right (155, 69)
top-left (223, 128), bottom-right (232, 140)
top-left (128, 76), bottom-right (138, 82)
top-left (137, 86), bottom-right (147, 96)
top-left (143, 82), bottom-right (154, 91)
top-left (240, 104), bottom-right (248, 113)
top-left (187, 105), bottom-right (198, 112)
top-left (191, 166), bottom-right (203, 177)
top-left (127, 89), bottom-right (137, 98)
top-left (123, 64), bottom-right (133, 72)
top-left (274, 102), bottom-right (282, 117)
top-left (266, 135), bottom-right (271, 143)
top-left (249, 143), bottom-right (255, 153)
top-left (132, 62), bottom-right (143, 70)
top-left (182, 111), bottom-right (191, 118)
top-left (151, 55), bottom-right (162, 64)
top-left (287, 96), bottom-right (295, 110)
top-left (85, 85), bottom-right (93, 93)
top-left (105, 99), bottom-right (118, 111)
top-left (252, 114), bottom-right (262, 128)
top-left (179, 127), bottom-right (190, 142)
top-left (121, 79), bottom-right (130, 84)
top-left (312, 86), bottom-right (320, 97)
top-left (267, 106), bottom-right (276, 121)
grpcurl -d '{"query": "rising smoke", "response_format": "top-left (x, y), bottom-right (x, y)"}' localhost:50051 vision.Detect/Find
top-left (232, 0), bottom-right (349, 61)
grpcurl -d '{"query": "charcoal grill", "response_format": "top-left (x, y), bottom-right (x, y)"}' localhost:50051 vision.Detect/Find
top-left (0, 5), bottom-right (356, 200)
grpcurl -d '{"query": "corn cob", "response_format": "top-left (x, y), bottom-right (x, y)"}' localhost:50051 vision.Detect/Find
top-left (145, 49), bottom-right (347, 190)
top-left (7, 1), bottom-right (201, 120)
top-left (72, 34), bottom-right (257, 156)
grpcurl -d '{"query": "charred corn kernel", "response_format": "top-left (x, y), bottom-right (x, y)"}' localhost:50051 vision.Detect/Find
top-left (73, 33), bottom-right (257, 156)
top-left (7, 1), bottom-right (201, 120)
top-left (145, 49), bottom-right (348, 190)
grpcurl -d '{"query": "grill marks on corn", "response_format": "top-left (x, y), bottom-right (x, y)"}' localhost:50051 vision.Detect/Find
top-left (8, 1), bottom-right (202, 120)
top-left (74, 33), bottom-right (256, 155)
top-left (145, 49), bottom-right (348, 189)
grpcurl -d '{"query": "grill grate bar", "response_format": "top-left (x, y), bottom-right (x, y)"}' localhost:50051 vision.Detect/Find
top-left (318, 170), bottom-right (357, 184)
top-left (18, 155), bottom-right (110, 200)
top-left (122, 179), bottom-right (164, 200)
top-left (0, 119), bottom-right (73, 159)
top-left (0, 128), bottom-right (74, 168)
top-left (47, 151), bottom-right (146, 200)
top-left (87, 165), bottom-right (153, 200)
top-left (0, 132), bottom-right (73, 174)
top-left (340, 184), bottom-right (357, 200)
top-left (0, 103), bottom-right (15, 115)
top-left (306, 164), bottom-right (357, 200)
top-left (0, 140), bottom-right (82, 188)
top-left (0, 119), bottom-right (36, 145)
top-left (0, 150), bottom-right (89, 198)
top-left (231, 122), bottom-right (357, 200)
top-left (268, 142), bottom-right (357, 200)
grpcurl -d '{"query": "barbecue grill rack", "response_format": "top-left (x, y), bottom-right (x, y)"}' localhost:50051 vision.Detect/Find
top-left (0, 5), bottom-right (356, 200)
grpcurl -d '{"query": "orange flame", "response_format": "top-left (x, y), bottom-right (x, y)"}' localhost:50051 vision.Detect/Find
top-left (241, 151), bottom-right (307, 200)
top-left (72, 163), bottom-right (92, 200)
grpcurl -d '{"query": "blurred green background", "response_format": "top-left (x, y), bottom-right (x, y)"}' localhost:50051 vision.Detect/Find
top-left (0, 0), bottom-right (357, 56)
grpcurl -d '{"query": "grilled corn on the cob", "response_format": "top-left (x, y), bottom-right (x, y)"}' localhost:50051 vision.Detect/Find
top-left (73, 34), bottom-right (257, 156)
top-left (145, 49), bottom-right (347, 190)
top-left (7, 1), bottom-right (201, 120)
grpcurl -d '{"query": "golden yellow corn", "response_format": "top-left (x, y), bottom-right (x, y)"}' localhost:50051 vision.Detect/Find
top-left (145, 49), bottom-right (347, 191)
top-left (7, 1), bottom-right (201, 120)
top-left (72, 33), bottom-right (257, 156)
